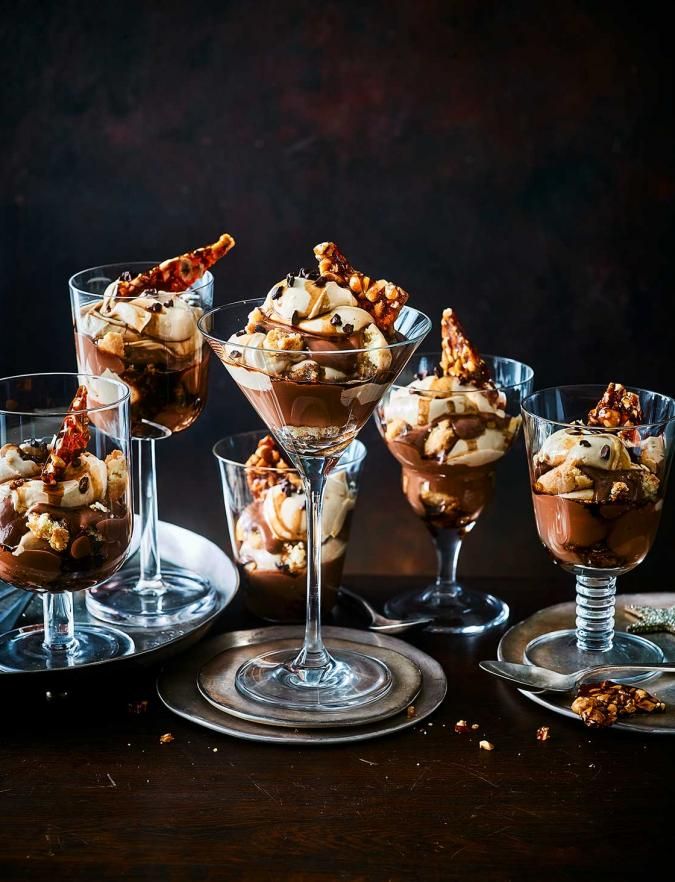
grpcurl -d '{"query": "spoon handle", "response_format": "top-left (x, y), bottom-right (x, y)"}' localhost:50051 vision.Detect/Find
top-left (581, 662), bottom-right (675, 679)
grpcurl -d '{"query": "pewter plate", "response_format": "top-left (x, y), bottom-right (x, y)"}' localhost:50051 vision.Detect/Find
top-left (0, 521), bottom-right (239, 679)
top-left (198, 637), bottom-right (422, 728)
top-left (158, 625), bottom-right (447, 745)
top-left (498, 592), bottom-right (675, 734)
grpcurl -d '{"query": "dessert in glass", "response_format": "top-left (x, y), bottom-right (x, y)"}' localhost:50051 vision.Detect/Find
top-left (0, 373), bottom-right (134, 671)
top-left (522, 383), bottom-right (675, 675)
top-left (214, 431), bottom-right (366, 622)
top-left (377, 309), bottom-right (534, 633)
top-left (199, 242), bottom-right (431, 711)
top-left (69, 234), bottom-right (235, 626)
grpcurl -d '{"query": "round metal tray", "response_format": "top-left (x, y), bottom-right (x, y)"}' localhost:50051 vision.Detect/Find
top-left (0, 521), bottom-right (239, 680)
top-left (157, 625), bottom-right (447, 745)
top-left (498, 592), bottom-right (675, 734)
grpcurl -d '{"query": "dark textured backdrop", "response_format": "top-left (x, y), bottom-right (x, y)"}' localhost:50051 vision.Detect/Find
top-left (1, 0), bottom-right (673, 582)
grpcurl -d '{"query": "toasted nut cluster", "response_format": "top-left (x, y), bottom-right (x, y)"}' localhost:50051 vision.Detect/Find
top-left (440, 309), bottom-right (492, 387)
top-left (454, 719), bottom-right (471, 734)
top-left (571, 680), bottom-right (665, 728)
top-left (536, 726), bottom-right (551, 742)
top-left (116, 233), bottom-right (235, 297)
top-left (244, 435), bottom-right (302, 500)
top-left (159, 732), bottom-right (175, 744)
top-left (42, 386), bottom-right (91, 486)
top-left (479, 740), bottom-right (495, 751)
top-left (587, 382), bottom-right (643, 428)
top-left (27, 512), bottom-right (70, 552)
top-left (313, 241), bottom-right (408, 335)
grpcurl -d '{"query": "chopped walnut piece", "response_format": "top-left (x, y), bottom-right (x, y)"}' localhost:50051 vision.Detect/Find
top-left (440, 309), bottom-right (492, 387)
top-left (159, 732), bottom-right (175, 744)
top-left (406, 705), bottom-right (416, 719)
top-left (313, 241), bottom-right (409, 335)
top-left (26, 511), bottom-right (69, 552)
top-left (587, 382), bottom-right (643, 428)
top-left (105, 450), bottom-right (128, 502)
top-left (454, 720), bottom-right (471, 734)
top-left (571, 680), bottom-right (666, 728)
top-left (536, 726), bottom-right (551, 742)
top-left (244, 435), bottom-right (302, 500)
top-left (479, 740), bottom-right (495, 751)
top-left (116, 233), bottom-right (235, 297)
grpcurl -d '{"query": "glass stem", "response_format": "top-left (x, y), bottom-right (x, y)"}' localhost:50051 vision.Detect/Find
top-left (293, 459), bottom-right (332, 673)
top-left (135, 438), bottom-right (164, 595)
top-left (42, 593), bottom-right (76, 654)
top-left (433, 528), bottom-right (463, 599)
top-left (575, 574), bottom-right (616, 652)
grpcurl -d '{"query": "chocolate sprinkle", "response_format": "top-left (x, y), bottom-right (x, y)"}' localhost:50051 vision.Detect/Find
top-left (330, 314), bottom-right (342, 327)
top-left (579, 439), bottom-right (592, 448)
top-left (434, 364), bottom-right (443, 378)
top-left (286, 273), bottom-right (295, 287)
top-left (600, 444), bottom-right (611, 460)
top-left (147, 302), bottom-right (163, 313)
top-left (254, 324), bottom-right (267, 333)
top-left (314, 276), bottom-right (327, 288)
top-left (229, 350), bottom-right (242, 359)
top-left (342, 323), bottom-right (354, 335)
top-left (236, 329), bottom-right (247, 336)
top-left (119, 271), bottom-right (132, 282)
top-left (272, 285), bottom-right (284, 300)
top-left (79, 476), bottom-right (89, 493)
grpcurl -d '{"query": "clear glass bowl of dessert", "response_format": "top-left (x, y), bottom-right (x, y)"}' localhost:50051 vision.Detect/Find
top-left (522, 383), bottom-right (675, 677)
top-left (214, 431), bottom-right (366, 622)
top-left (376, 309), bottom-right (534, 634)
top-left (200, 241), bottom-right (431, 712)
top-left (0, 373), bottom-right (134, 671)
top-left (69, 234), bottom-right (234, 627)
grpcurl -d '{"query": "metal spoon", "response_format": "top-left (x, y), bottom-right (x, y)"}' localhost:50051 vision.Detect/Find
top-left (338, 587), bottom-right (433, 634)
top-left (479, 660), bottom-right (675, 694)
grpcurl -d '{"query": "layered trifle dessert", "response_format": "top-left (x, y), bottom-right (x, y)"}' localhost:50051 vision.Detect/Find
top-left (211, 241), bottom-right (411, 455)
top-left (74, 234), bottom-right (234, 437)
top-left (379, 309), bottom-right (520, 532)
top-left (531, 383), bottom-right (663, 570)
top-left (233, 435), bottom-right (356, 620)
top-left (0, 387), bottom-right (131, 590)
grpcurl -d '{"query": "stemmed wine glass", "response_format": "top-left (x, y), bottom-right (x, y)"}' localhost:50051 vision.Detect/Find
top-left (0, 373), bottom-right (134, 671)
top-left (70, 264), bottom-right (217, 627)
top-left (522, 385), bottom-right (675, 675)
top-left (199, 300), bottom-right (431, 711)
top-left (376, 352), bottom-right (534, 634)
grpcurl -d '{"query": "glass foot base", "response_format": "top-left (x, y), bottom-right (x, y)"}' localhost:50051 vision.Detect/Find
top-left (385, 584), bottom-right (509, 635)
top-left (0, 623), bottom-right (134, 672)
top-left (524, 629), bottom-right (665, 683)
top-left (236, 646), bottom-right (392, 711)
top-left (86, 567), bottom-right (217, 627)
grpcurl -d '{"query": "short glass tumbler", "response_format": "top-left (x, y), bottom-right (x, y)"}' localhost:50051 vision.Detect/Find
top-left (376, 353), bottom-right (534, 634)
top-left (214, 431), bottom-right (366, 622)
top-left (522, 385), bottom-right (675, 676)
top-left (70, 263), bottom-right (216, 627)
top-left (0, 373), bottom-right (134, 671)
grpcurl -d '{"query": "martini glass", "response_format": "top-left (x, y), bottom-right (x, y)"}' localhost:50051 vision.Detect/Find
top-left (0, 373), bottom-right (134, 671)
top-left (70, 263), bottom-right (217, 627)
top-left (376, 352), bottom-right (533, 634)
top-left (199, 300), bottom-right (430, 711)
top-left (522, 385), bottom-right (675, 676)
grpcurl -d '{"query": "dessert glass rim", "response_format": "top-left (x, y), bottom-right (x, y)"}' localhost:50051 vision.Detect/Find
top-left (197, 298), bottom-right (432, 356)
top-left (213, 431), bottom-right (367, 471)
top-left (0, 371), bottom-right (130, 417)
top-left (389, 351), bottom-right (535, 393)
top-left (68, 262), bottom-right (215, 297)
top-left (522, 383), bottom-right (675, 431)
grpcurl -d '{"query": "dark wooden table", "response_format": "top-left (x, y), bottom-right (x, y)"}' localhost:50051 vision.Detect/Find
top-left (0, 573), bottom-right (672, 882)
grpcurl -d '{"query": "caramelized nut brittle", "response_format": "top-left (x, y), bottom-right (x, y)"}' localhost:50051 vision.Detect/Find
top-left (313, 242), bottom-right (408, 335)
top-left (587, 382), bottom-right (643, 428)
top-left (42, 386), bottom-right (91, 486)
top-left (440, 309), bottom-right (492, 387)
top-left (571, 680), bottom-right (665, 728)
top-left (116, 233), bottom-right (235, 297)
top-left (244, 435), bottom-right (302, 500)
